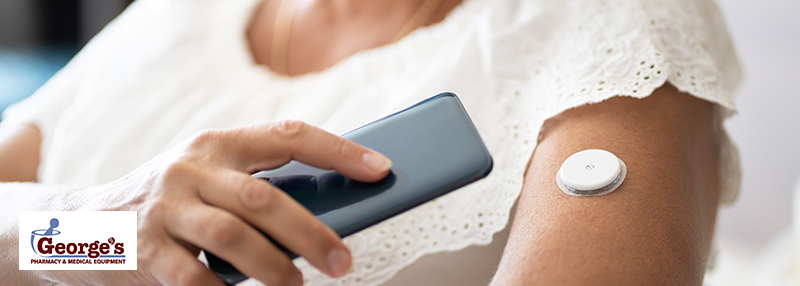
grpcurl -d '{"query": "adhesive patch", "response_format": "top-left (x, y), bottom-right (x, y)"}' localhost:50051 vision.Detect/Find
top-left (556, 149), bottom-right (626, 196)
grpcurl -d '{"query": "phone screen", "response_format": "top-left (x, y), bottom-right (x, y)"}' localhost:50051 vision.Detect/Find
top-left (263, 169), bottom-right (400, 216)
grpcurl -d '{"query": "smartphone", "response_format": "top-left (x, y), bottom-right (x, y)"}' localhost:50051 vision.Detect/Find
top-left (206, 92), bottom-right (493, 285)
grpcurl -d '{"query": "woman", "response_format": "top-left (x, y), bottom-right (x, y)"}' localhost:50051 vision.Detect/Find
top-left (0, 0), bottom-right (741, 285)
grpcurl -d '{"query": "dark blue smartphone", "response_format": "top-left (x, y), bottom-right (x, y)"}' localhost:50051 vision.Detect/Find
top-left (206, 92), bottom-right (493, 285)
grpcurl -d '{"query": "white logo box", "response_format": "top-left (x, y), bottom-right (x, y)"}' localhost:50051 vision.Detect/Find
top-left (19, 211), bottom-right (137, 270)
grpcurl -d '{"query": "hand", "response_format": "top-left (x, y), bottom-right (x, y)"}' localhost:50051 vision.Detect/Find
top-left (39, 121), bottom-right (392, 286)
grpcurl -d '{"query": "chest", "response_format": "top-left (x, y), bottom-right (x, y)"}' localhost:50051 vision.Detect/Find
top-left (246, 0), bottom-right (462, 76)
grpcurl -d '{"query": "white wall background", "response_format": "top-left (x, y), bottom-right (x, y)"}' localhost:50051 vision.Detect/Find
top-left (716, 0), bottom-right (800, 250)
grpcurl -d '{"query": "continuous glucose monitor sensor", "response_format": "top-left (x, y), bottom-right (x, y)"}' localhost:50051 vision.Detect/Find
top-left (556, 149), bottom-right (626, 196)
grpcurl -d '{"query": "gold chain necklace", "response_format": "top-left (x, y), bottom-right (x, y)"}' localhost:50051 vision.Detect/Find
top-left (392, 0), bottom-right (444, 42)
top-left (270, 0), bottom-right (444, 75)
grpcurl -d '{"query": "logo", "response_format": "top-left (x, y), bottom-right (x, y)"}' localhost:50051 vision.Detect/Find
top-left (19, 211), bottom-right (137, 270)
top-left (31, 218), bottom-right (125, 260)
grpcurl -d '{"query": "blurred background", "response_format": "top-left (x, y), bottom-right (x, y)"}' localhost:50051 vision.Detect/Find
top-left (1, 0), bottom-right (798, 284)
top-left (708, 0), bottom-right (800, 285)
top-left (0, 0), bottom-right (131, 113)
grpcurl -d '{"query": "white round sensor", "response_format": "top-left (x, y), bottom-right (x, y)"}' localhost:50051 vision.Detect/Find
top-left (556, 149), bottom-right (626, 196)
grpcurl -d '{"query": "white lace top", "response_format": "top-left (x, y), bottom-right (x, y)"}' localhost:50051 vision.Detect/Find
top-left (2, 0), bottom-right (742, 285)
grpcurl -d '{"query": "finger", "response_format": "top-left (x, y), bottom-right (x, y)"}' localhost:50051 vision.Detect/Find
top-left (151, 239), bottom-right (225, 286)
top-left (164, 204), bottom-right (304, 286)
top-left (201, 121), bottom-right (391, 182)
top-left (195, 168), bottom-right (352, 278)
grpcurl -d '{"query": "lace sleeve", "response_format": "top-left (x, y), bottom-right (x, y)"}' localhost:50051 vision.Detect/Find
top-left (497, 0), bottom-right (742, 203)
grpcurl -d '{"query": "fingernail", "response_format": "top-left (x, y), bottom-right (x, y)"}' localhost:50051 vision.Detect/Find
top-left (327, 248), bottom-right (352, 277)
top-left (289, 271), bottom-right (304, 286)
top-left (362, 152), bottom-right (392, 172)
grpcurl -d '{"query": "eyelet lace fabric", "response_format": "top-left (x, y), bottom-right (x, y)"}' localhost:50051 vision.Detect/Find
top-left (244, 0), bottom-right (742, 285)
top-left (1, 0), bottom-right (740, 285)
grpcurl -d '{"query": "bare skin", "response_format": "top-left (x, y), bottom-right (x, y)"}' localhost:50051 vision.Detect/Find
top-left (0, 0), bottom-right (721, 285)
top-left (0, 123), bottom-right (40, 182)
top-left (492, 84), bottom-right (720, 285)
top-left (248, 0), bottom-right (464, 76)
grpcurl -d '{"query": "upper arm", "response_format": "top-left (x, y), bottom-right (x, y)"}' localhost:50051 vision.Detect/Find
top-left (0, 122), bottom-right (42, 182)
top-left (492, 83), bottom-right (721, 285)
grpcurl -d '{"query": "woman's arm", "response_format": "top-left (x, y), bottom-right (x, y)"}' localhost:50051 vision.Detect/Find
top-left (0, 123), bottom-right (42, 182)
top-left (0, 183), bottom-right (88, 284)
top-left (493, 84), bottom-right (720, 285)
top-left (1, 121), bottom-right (392, 286)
